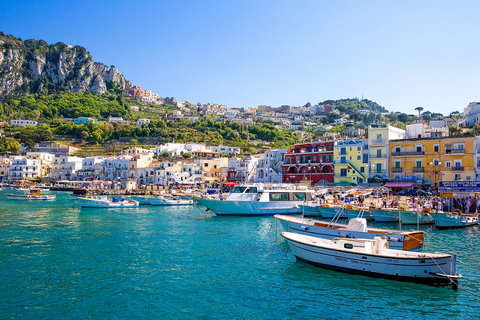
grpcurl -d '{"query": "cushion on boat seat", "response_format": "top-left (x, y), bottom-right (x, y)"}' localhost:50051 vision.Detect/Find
top-left (345, 218), bottom-right (368, 232)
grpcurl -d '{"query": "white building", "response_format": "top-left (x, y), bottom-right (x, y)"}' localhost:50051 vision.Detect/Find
top-left (51, 156), bottom-right (84, 180)
top-left (136, 118), bottom-right (151, 126)
top-left (9, 156), bottom-right (42, 181)
top-left (457, 102), bottom-right (480, 127)
top-left (108, 117), bottom-right (129, 124)
top-left (10, 120), bottom-right (37, 127)
top-left (209, 145), bottom-right (240, 156)
top-left (255, 149), bottom-right (286, 183)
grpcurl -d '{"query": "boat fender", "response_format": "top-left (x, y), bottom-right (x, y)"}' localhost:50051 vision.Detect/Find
top-left (339, 233), bottom-right (346, 237)
top-left (389, 237), bottom-right (399, 242)
top-left (301, 226), bottom-right (309, 230)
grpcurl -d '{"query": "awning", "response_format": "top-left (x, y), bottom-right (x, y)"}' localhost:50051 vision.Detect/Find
top-left (220, 182), bottom-right (239, 186)
top-left (383, 182), bottom-right (413, 188)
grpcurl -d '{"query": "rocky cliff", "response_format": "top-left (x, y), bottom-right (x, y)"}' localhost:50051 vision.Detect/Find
top-left (0, 32), bottom-right (131, 96)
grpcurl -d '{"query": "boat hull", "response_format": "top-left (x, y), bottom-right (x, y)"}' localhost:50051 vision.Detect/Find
top-left (435, 213), bottom-right (479, 229)
top-left (78, 198), bottom-right (139, 208)
top-left (345, 208), bottom-right (375, 221)
top-left (6, 194), bottom-right (56, 200)
top-left (150, 198), bottom-right (193, 206)
top-left (197, 198), bottom-right (306, 216)
top-left (275, 215), bottom-right (424, 251)
top-left (282, 232), bottom-right (459, 286)
top-left (319, 206), bottom-right (347, 219)
top-left (371, 209), bottom-right (400, 222)
top-left (400, 210), bottom-right (434, 225)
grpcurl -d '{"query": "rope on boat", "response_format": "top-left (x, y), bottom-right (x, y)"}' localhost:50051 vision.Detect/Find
top-left (425, 233), bottom-right (480, 264)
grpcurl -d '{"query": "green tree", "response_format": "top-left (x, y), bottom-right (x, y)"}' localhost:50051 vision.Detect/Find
top-left (182, 152), bottom-right (191, 159)
top-left (80, 130), bottom-right (89, 141)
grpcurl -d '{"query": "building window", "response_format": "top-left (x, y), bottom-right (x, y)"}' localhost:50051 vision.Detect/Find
top-left (416, 161), bottom-right (422, 168)
top-left (340, 168), bottom-right (347, 177)
top-left (340, 148), bottom-right (346, 155)
top-left (360, 167), bottom-right (365, 173)
top-left (416, 145), bottom-right (422, 152)
top-left (395, 146), bottom-right (401, 153)
top-left (395, 161), bottom-right (401, 168)
top-left (363, 154), bottom-right (368, 164)
top-left (445, 161), bottom-right (451, 168)
top-left (434, 145), bottom-right (439, 152)
top-left (454, 161), bottom-right (462, 168)
top-left (454, 173), bottom-right (461, 181)
top-left (357, 155), bottom-right (361, 160)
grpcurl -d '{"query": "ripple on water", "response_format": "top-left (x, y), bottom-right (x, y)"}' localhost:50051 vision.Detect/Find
top-left (0, 192), bottom-right (479, 319)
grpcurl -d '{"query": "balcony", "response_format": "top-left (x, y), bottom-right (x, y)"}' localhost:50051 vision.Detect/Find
top-left (370, 154), bottom-right (387, 159)
top-left (391, 151), bottom-right (424, 156)
top-left (413, 167), bottom-right (424, 172)
top-left (391, 167), bottom-right (404, 173)
top-left (450, 149), bottom-right (465, 154)
top-left (370, 169), bottom-right (386, 174)
top-left (451, 166), bottom-right (464, 171)
top-left (370, 138), bottom-right (386, 145)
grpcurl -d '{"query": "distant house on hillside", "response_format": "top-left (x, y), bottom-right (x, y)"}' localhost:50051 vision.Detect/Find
top-left (108, 117), bottom-right (128, 124)
top-left (10, 120), bottom-right (37, 127)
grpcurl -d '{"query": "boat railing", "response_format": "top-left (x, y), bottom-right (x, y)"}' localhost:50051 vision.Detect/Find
top-left (328, 204), bottom-right (346, 227)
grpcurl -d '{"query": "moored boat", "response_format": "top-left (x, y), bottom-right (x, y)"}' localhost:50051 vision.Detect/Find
top-left (77, 196), bottom-right (139, 208)
top-left (275, 215), bottom-right (424, 251)
top-left (281, 232), bottom-right (462, 288)
top-left (197, 183), bottom-right (316, 216)
top-left (344, 204), bottom-right (375, 221)
top-left (149, 196), bottom-right (194, 206)
top-left (371, 207), bottom-right (401, 222)
top-left (318, 204), bottom-right (348, 219)
top-left (120, 195), bottom-right (152, 205)
top-left (399, 207), bottom-right (434, 225)
top-left (6, 188), bottom-right (56, 201)
top-left (435, 210), bottom-right (479, 229)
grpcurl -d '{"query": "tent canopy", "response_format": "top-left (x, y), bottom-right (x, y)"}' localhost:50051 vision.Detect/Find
top-left (383, 182), bottom-right (413, 188)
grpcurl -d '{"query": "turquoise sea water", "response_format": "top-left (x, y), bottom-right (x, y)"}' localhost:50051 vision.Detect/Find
top-left (0, 191), bottom-right (479, 319)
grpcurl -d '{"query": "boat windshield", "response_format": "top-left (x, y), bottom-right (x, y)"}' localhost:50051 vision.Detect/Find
top-left (230, 187), bottom-right (247, 193)
top-left (245, 187), bottom-right (258, 193)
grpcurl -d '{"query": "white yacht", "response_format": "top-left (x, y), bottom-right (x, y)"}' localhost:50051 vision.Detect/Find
top-left (197, 183), bottom-right (316, 216)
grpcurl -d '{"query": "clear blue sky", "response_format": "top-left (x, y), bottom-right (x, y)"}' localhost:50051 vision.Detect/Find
top-left (1, 0), bottom-right (479, 115)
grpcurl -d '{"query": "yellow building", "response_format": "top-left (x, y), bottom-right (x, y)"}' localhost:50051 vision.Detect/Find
top-left (334, 140), bottom-right (369, 185)
top-left (389, 136), bottom-right (476, 185)
top-left (368, 125), bottom-right (405, 181)
top-left (200, 158), bottom-right (228, 182)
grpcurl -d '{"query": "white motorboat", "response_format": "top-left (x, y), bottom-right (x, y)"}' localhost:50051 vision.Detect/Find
top-left (435, 210), bottom-right (479, 229)
top-left (197, 183), bottom-right (316, 216)
top-left (275, 215), bottom-right (424, 251)
top-left (281, 232), bottom-right (462, 288)
top-left (149, 196), bottom-right (193, 206)
top-left (6, 188), bottom-right (56, 201)
top-left (399, 207), bottom-right (434, 225)
top-left (77, 196), bottom-right (139, 208)
top-left (121, 195), bottom-right (152, 205)
top-left (371, 207), bottom-right (401, 222)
